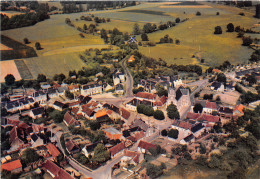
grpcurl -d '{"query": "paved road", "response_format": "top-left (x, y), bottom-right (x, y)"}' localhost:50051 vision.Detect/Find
top-left (121, 56), bottom-right (134, 98)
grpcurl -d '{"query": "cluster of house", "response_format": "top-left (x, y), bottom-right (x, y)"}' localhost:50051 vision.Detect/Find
top-left (126, 84), bottom-right (190, 115)
top-left (113, 69), bottom-right (126, 94)
top-left (168, 100), bottom-right (245, 145)
top-left (136, 75), bottom-right (183, 93)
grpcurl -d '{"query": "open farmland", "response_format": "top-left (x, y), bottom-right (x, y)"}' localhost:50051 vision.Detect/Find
top-left (1, 1), bottom-right (258, 79)
top-left (23, 52), bottom-right (86, 78)
top-left (0, 60), bottom-right (21, 82)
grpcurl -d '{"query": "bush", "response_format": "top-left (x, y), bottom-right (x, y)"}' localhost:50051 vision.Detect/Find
top-left (168, 129), bottom-right (179, 139)
top-left (175, 17), bottom-right (180, 23)
top-left (196, 11), bottom-right (201, 16)
top-left (214, 26), bottom-right (222, 34)
top-left (161, 129), bottom-right (168, 136)
top-left (239, 12), bottom-right (245, 16)
top-left (153, 110), bottom-right (165, 120)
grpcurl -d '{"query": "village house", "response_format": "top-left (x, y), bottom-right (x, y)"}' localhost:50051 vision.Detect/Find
top-left (1, 159), bottom-right (22, 173)
top-left (171, 75), bottom-right (183, 88)
top-left (218, 106), bottom-right (233, 119)
top-left (68, 84), bottom-right (80, 93)
top-left (120, 108), bottom-right (131, 120)
top-left (81, 83), bottom-right (102, 96)
top-left (82, 143), bottom-right (98, 158)
top-left (193, 100), bottom-right (218, 114)
top-left (45, 143), bottom-right (61, 161)
top-left (171, 121), bottom-right (192, 139)
top-left (30, 133), bottom-right (44, 147)
top-left (233, 104), bottom-right (245, 117)
top-left (47, 88), bottom-right (58, 98)
top-left (81, 106), bottom-right (96, 120)
top-left (29, 107), bottom-right (45, 119)
top-left (121, 150), bottom-right (144, 167)
top-left (109, 142), bottom-right (125, 158)
top-left (78, 95), bottom-right (92, 105)
top-left (65, 140), bottom-right (80, 154)
top-left (43, 160), bottom-right (73, 179)
top-left (52, 101), bottom-right (66, 111)
top-left (57, 86), bottom-right (68, 96)
top-left (180, 134), bottom-right (195, 145)
top-left (103, 127), bottom-right (123, 140)
top-left (167, 86), bottom-right (191, 114)
top-left (113, 69), bottom-right (125, 86)
top-left (9, 126), bottom-right (24, 151)
top-left (114, 84), bottom-right (124, 94)
top-left (211, 82), bottom-right (225, 92)
top-left (63, 111), bottom-right (80, 127)
top-left (131, 118), bottom-right (149, 132)
top-left (31, 91), bottom-right (47, 104)
top-left (137, 140), bottom-right (156, 154)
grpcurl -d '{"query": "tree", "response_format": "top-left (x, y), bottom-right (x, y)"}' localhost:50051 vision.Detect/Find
top-left (153, 110), bottom-right (165, 120)
top-left (175, 39), bottom-right (180, 45)
top-left (216, 73), bottom-right (226, 83)
top-left (175, 17), bottom-right (180, 23)
top-left (196, 11), bottom-right (201, 16)
top-left (199, 143), bottom-right (206, 154)
top-left (132, 23), bottom-right (141, 35)
top-left (92, 143), bottom-right (110, 163)
top-left (168, 129), bottom-right (179, 139)
top-left (193, 103), bottom-right (203, 113)
top-left (137, 104), bottom-right (145, 114)
top-left (5, 74), bottom-right (15, 86)
top-left (246, 75), bottom-right (257, 85)
top-left (21, 148), bottom-right (40, 164)
top-left (161, 129), bottom-right (168, 136)
top-left (89, 121), bottom-right (101, 131)
top-left (50, 110), bottom-right (64, 123)
top-left (146, 163), bottom-right (164, 178)
top-left (216, 12), bottom-right (220, 15)
top-left (35, 42), bottom-right (41, 50)
top-left (166, 103), bottom-right (180, 119)
top-left (227, 23), bottom-right (234, 32)
top-left (214, 26), bottom-right (222, 34)
top-left (83, 24), bottom-right (87, 30)
top-left (141, 33), bottom-right (149, 41)
top-left (23, 38), bottom-right (29, 44)
top-left (37, 74), bottom-right (47, 82)
top-left (242, 36), bottom-right (253, 46)
top-left (143, 105), bottom-right (154, 116)
top-left (65, 90), bottom-right (74, 99)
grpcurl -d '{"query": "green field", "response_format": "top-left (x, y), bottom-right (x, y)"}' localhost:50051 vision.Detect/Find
top-left (1, 1), bottom-right (258, 78)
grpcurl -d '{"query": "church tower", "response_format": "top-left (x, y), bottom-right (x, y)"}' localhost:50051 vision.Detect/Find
top-left (167, 87), bottom-right (177, 106)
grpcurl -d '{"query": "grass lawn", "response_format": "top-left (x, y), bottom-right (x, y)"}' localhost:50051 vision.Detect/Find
top-left (24, 52), bottom-right (86, 78)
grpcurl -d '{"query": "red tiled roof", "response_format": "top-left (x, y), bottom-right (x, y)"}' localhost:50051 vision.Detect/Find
top-left (234, 104), bottom-right (244, 114)
top-left (46, 143), bottom-right (60, 157)
top-left (82, 106), bottom-right (94, 116)
top-left (18, 122), bottom-right (30, 129)
top-left (135, 92), bottom-right (156, 100)
top-left (68, 84), bottom-right (79, 90)
top-left (67, 101), bottom-right (80, 107)
top-left (64, 112), bottom-right (77, 126)
top-left (107, 110), bottom-right (113, 115)
top-left (198, 114), bottom-right (220, 123)
top-left (71, 107), bottom-right (79, 115)
top-left (65, 140), bottom-right (79, 152)
top-left (52, 82), bottom-right (61, 89)
top-left (109, 142), bottom-right (125, 156)
top-left (124, 150), bottom-right (141, 164)
top-left (155, 96), bottom-right (167, 106)
top-left (95, 110), bottom-right (107, 118)
top-left (186, 112), bottom-right (201, 119)
top-left (205, 101), bottom-right (217, 110)
top-left (178, 121), bottom-right (192, 130)
top-left (138, 140), bottom-right (156, 150)
top-left (120, 108), bottom-right (130, 119)
top-left (1, 159), bottom-right (22, 171)
top-left (6, 119), bottom-right (20, 126)
top-left (43, 160), bottom-right (73, 179)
